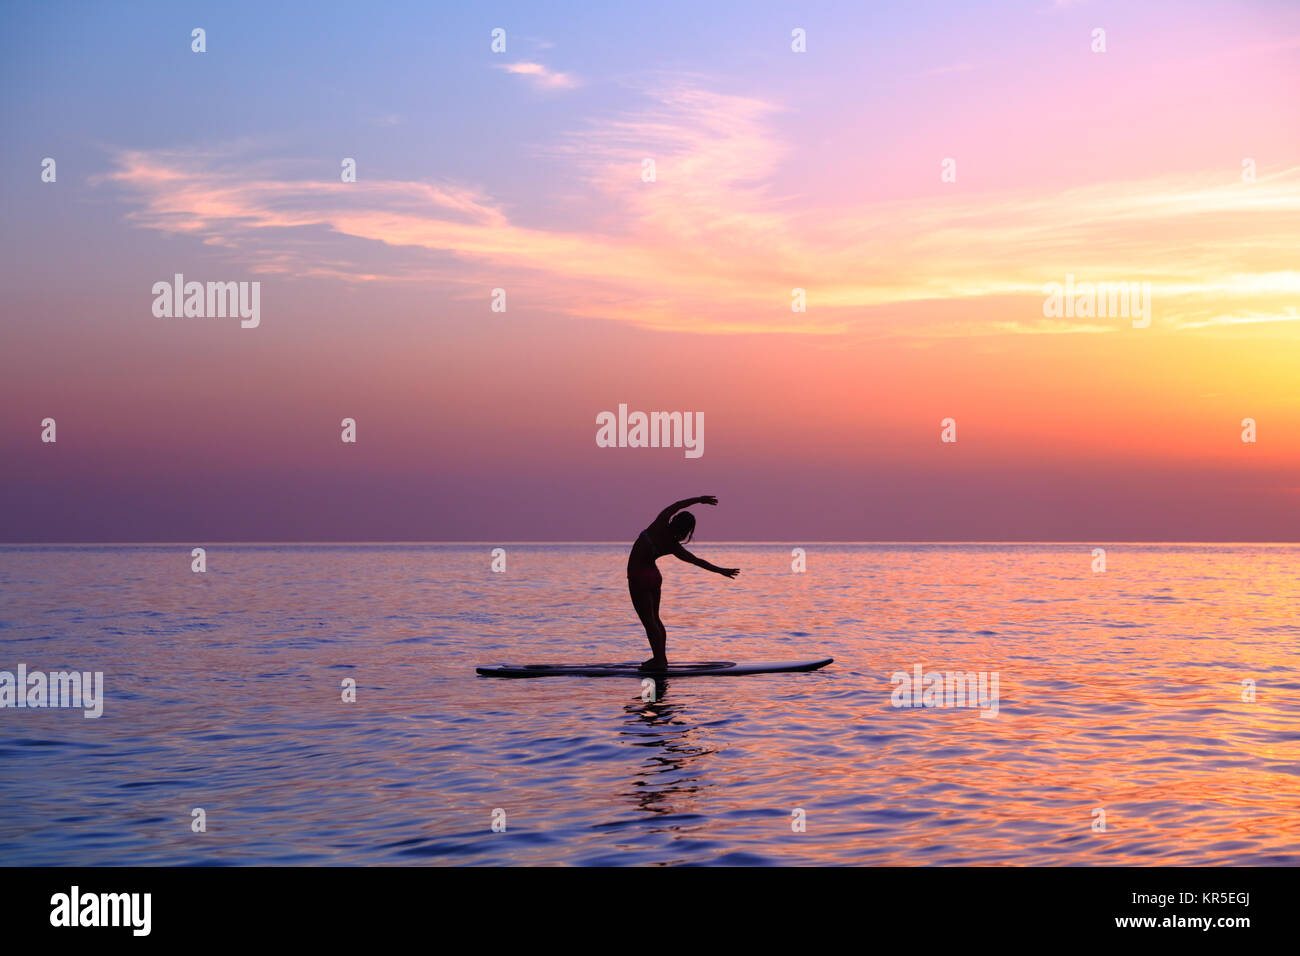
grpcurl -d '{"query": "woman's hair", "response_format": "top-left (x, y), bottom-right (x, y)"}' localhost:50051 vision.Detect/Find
top-left (668, 511), bottom-right (696, 543)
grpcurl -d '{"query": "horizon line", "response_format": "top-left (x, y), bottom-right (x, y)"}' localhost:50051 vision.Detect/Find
top-left (2, 540), bottom-right (1298, 547)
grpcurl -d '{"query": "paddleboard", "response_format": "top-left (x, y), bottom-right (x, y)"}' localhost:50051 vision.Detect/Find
top-left (475, 657), bottom-right (833, 678)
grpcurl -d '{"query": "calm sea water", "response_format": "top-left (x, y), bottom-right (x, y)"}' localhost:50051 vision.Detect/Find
top-left (1, 543), bottom-right (1297, 866)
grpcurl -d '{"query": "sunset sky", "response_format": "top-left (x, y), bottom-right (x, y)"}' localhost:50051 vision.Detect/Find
top-left (2, 0), bottom-right (1298, 541)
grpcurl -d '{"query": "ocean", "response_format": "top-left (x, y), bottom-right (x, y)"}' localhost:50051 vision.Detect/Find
top-left (1, 543), bottom-right (1297, 865)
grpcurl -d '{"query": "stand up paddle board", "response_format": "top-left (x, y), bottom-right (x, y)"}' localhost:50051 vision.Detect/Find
top-left (476, 658), bottom-right (833, 678)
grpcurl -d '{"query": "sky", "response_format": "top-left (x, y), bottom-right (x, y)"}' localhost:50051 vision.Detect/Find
top-left (1, 0), bottom-right (1298, 542)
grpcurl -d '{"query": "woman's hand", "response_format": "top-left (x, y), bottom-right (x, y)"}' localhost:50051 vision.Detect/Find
top-left (698, 495), bottom-right (719, 506)
top-left (719, 567), bottom-right (740, 578)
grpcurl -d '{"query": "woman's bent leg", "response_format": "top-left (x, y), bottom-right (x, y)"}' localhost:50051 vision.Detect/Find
top-left (628, 573), bottom-right (666, 665)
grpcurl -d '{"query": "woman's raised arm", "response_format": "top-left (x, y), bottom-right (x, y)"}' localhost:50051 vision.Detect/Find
top-left (653, 495), bottom-right (718, 527)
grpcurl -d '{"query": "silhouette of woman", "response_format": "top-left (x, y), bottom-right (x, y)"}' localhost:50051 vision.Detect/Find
top-left (627, 495), bottom-right (740, 671)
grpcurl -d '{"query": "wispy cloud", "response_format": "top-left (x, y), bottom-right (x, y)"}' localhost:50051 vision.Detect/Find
top-left (100, 83), bottom-right (1300, 339)
top-left (518, 36), bottom-right (556, 51)
top-left (1176, 305), bottom-right (1300, 330)
top-left (496, 61), bottom-right (578, 90)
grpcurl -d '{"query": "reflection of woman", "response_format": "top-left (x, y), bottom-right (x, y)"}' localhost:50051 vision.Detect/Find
top-left (626, 496), bottom-right (740, 671)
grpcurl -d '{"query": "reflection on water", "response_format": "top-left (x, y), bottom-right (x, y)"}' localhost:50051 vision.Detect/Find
top-left (621, 696), bottom-right (714, 823)
top-left (0, 543), bottom-right (1297, 865)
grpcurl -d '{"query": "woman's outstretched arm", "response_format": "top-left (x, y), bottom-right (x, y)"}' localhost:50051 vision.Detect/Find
top-left (653, 495), bottom-right (718, 527)
top-left (671, 543), bottom-right (740, 578)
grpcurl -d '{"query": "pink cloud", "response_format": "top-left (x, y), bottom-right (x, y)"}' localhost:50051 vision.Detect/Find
top-left (496, 61), bottom-right (578, 90)
top-left (99, 86), bottom-right (1300, 339)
